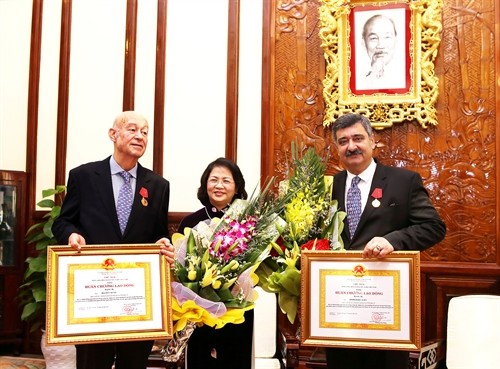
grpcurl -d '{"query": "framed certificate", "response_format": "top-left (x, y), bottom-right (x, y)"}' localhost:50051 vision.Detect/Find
top-left (300, 251), bottom-right (420, 350)
top-left (46, 244), bottom-right (173, 345)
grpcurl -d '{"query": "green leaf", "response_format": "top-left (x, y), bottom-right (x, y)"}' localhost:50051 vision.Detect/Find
top-left (26, 232), bottom-right (49, 244)
top-left (268, 268), bottom-right (301, 296)
top-left (225, 300), bottom-right (252, 308)
top-left (186, 231), bottom-right (196, 255)
top-left (35, 238), bottom-right (52, 251)
top-left (198, 286), bottom-right (221, 302)
top-left (182, 282), bottom-right (199, 294)
top-left (278, 290), bottom-right (299, 323)
top-left (18, 185), bottom-right (66, 327)
top-left (50, 206), bottom-right (61, 219)
top-left (27, 254), bottom-right (47, 273)
top-left (25, 222), bottom-right (44, 238)
top-left (216, 288), bottom-right (234, 301)
top-left (21, 302), bottom-right (39, 321)
top-left (33, 288), bottom-right (46, 303)
top-left (37, 199), bottom-right (55, 209)
top-left (43, 219), bottom-right (55, 238)
top-left (175, 267), bottom-right (188, 282)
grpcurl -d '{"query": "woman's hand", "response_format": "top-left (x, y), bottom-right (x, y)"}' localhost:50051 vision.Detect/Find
top-left (157, 237), bottom-right (175, 265)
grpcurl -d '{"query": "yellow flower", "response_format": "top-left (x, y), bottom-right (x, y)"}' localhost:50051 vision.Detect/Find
top-left (186, 255), bottom-right (201, 281)
top-left (220, 259), bottom-right (238, 274)
top-left (285, 194), bottom-right (316, 240)
top-left (222, 277), bottom-right (237, 289)
top-left (255, 144), bottom-right (347, 324)
top-left (188, 269), bottom-right (197, 281)
top-left (171, 298), bottom-right (253, 332)
top-left (282, 242), bottom-right (300, 268)
top-left (200, 264), bottom-right (219, 288)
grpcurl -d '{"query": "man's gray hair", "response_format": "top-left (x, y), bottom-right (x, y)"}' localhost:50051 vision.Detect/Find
top-left (362, 14), bottom-right (397, 41)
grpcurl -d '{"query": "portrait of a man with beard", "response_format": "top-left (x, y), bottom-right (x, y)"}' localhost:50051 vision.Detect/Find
top-left (354, 12), bottom-right (407, 91)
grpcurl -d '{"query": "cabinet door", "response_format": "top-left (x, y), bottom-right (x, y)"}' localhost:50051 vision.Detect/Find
top-left (0, 170), bottom-right (27, 352)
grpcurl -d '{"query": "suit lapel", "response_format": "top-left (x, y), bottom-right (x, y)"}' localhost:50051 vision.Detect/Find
top-left (334, 171), bottom-right (350, 245)
top-left (355, 164), bottom-right (388, 237)
top-left (123, 164), bottom-right (150, 237)
top-left (335, 171), bottom-right (347, 212)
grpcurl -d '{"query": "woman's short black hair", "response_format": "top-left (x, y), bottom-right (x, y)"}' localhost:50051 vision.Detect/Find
top-left (197, 157), bottom-right (248, 207)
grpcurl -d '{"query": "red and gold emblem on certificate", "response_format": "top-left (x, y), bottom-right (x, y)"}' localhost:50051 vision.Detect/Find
top-left (352, 264), bottom-right (366, 277)
top-left (102, 258), bottom-right (116, 270)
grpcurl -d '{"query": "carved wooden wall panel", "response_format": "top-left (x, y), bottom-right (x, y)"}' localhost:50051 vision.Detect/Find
top-left (273, 0), bottom-right (332, 179)
top-left (267, 0), bottom-right (500, 365)
top-left (421, 0), bottom-right (497, 264)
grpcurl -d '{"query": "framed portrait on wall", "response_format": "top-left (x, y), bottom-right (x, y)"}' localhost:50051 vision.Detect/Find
top-left (319, 0), bottom-right (443, 129)
top-left (349, 3), bottom-right (411, 94)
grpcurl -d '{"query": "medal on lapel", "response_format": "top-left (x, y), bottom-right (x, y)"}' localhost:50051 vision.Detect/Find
top-left (139, 187), bottom-right (149, 207)
top-left (371, 188), bottom-right (382, 208)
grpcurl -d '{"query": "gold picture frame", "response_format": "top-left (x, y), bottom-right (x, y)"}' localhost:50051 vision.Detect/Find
top-left (46, 244), bottom-right (173, 345)
top-left (319, 0), bottom-right (443, 129)
top-left (300, 251), bottom-right (421, 350)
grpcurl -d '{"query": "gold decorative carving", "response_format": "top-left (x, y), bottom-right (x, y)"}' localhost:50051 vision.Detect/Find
top-left (319, 0), bottom-right (443, 129)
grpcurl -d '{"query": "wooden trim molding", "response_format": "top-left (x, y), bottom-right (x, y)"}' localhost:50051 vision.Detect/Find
top-left (225, 0), bottom-right (240, 161)
top-left (260, 0), bottom-right (274, 180)
top-left (54, 0), bottom-right (72, 194)
top-left (123, 0), bottom-right (138, 111)
top-left (421, 261), bottom-right (500, 275)
top-left (496, 0), bottom-right (500, 268)
top-left (26, 0), bottom-right (43, 212)
top-left (153, 0), bottom-right (167, 175)
top-left (168, 212), bottom-right (187, 237)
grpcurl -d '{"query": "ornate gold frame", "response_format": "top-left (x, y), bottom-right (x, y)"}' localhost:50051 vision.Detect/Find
top-left (46, 244), bottom-right (173, 345)
top-left (319, 0), bottom-right (443, 129)
top-left (300, 251), bottom-right (421, 350)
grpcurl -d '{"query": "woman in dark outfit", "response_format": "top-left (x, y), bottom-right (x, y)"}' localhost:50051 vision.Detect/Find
top-left (179, 157), bottom-right (253, 369)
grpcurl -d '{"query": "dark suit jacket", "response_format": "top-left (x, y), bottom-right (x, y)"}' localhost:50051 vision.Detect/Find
top-left (333, 162), bottom-right (446, 251)
top-left (53, 157), bottom-right (170, 245)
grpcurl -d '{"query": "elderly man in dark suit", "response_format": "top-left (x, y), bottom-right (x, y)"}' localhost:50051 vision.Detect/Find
top-left (52, 111), bottom-right (174, 369)
top-left (327, 113), bottom-right (446, 369)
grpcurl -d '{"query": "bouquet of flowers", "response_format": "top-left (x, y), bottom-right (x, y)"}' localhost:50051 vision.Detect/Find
top-left (162, 181), bottom-right (288, 361)
top-left (256, 144), bottom-right (346, 323)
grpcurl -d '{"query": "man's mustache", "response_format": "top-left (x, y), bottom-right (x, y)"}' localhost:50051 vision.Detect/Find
top-left (346, 149), bottom-right (362, 156)
top-left (371, 52), bottom-right (388, 61)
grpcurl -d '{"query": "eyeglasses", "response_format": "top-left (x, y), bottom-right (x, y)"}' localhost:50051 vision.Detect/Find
top-left (208, 178), bottom-right (234, 187)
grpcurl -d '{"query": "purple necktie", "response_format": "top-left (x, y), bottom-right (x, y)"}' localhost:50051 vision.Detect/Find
top-left (346, 176), bottom-right (361, 238)
top-left (117, 171), bottom-right (133, 234)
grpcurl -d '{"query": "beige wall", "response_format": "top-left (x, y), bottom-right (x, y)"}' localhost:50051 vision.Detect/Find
top-left (0, 0), bottom-right (263, 212)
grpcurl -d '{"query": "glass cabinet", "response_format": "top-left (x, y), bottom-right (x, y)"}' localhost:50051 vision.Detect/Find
top-left (0, 170), bottom-right (27, 353)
